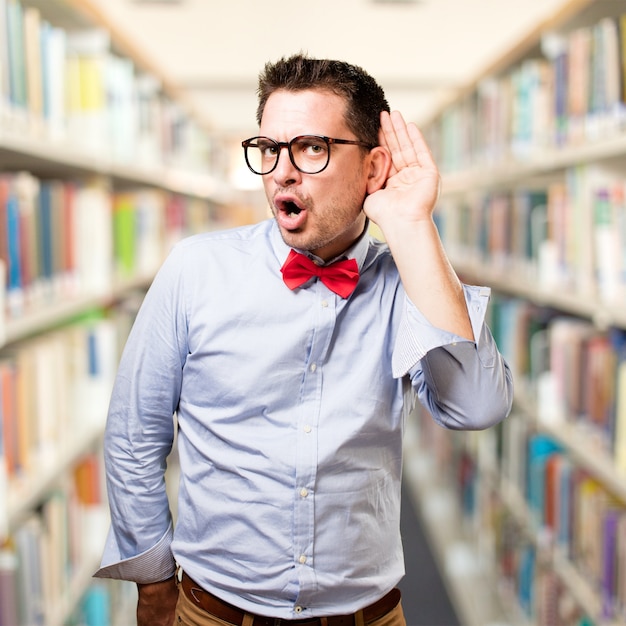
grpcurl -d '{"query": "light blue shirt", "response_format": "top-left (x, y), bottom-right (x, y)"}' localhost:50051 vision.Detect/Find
top-left (95, 218), bottom-right (512, 619)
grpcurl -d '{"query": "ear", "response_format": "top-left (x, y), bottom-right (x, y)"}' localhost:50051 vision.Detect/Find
top-left (365, 146), bottom-right (392, 194)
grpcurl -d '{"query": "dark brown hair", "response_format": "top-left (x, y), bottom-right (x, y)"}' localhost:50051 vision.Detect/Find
top-left (256, 53), bottom-right (390, 148)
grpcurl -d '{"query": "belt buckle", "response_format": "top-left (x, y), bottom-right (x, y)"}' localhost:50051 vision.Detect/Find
top-left (273, 620), bottom-right (283, 626)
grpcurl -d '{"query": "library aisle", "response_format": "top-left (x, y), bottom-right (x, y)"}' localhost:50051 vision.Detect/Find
top-left (399, 479), bottom-right (461, 626)
top-left (3, 0), bottom-right (626, 625)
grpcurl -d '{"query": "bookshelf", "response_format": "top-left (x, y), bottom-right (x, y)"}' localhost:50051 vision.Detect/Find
top-left (0, 0), bottom-right (247, 624)
top-left (403, 1), bottom-right (626, 625)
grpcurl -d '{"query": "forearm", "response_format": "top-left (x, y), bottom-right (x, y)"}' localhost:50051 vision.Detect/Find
top-left (383, 218), bottom-right (473, 341)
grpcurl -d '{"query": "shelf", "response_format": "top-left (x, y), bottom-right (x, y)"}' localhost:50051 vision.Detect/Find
top-left (450, 259), bottom-right (626, 330)
top-left (510, 390), bottom-right (626, 504)
top-left (403, 413), bottom-right (512, 626)
top-left (48, 542), bottom-right (107, 626)
top-left (420, 1), bottom-right (626, 623)
top-left (2, 272), bottom-right (153, 348)
top-left (5, 418), bottom-right (105, 534)
top-left (0, 125), bottom-right (229, 201)
top-left (538, 417), bottom-right (626, 503)
top-left (0, 0), bottom-right (235, 622)
top-left (497, 476), bottom-right (623, 626)
top-left (441, 131), bottom-right (626, 195)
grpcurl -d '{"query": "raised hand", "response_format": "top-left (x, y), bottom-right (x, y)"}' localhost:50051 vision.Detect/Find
top-left (364, 110), bottom-right (441, 231)
top-left (364, 110), bottom-right (473, 340)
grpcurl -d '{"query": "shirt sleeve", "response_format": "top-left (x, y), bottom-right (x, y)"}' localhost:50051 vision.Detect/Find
top-left (392, 284), bottom-right (513, 430)
top-left (94, 245), bottom-right (188, 583)
top-left (94, 522), bottom-right (176, 583)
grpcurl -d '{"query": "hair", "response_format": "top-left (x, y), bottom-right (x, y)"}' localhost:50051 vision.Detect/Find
top-left (256, 53), bottom-right (390, 148)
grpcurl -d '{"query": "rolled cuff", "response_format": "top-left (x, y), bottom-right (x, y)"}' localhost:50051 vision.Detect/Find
top-left (94, 521), bottom-right (175, 584)
top-left (392, 284), bottom-right (491, 378)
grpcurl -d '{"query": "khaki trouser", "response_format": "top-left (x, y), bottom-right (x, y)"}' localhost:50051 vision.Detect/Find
top-left (173, 584), bottom-right (407, 626)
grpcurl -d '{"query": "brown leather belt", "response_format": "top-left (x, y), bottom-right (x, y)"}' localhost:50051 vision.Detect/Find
top-left (181, 573), bottom-right (401, 626)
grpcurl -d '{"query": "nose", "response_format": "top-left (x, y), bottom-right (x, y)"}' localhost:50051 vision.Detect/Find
top-left (271, 145), bottom-right (301, 186)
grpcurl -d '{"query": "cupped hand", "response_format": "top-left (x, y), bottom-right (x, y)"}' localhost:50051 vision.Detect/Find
top-left (364, 110), bottom-right (441, 230)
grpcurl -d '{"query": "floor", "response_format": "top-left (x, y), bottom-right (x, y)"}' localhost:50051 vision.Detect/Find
top-left (398, 480), bottom-right (461, 626)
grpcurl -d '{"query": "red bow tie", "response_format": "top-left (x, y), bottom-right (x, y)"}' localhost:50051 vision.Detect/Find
top-left (280, 250), bottom-right (359, 298)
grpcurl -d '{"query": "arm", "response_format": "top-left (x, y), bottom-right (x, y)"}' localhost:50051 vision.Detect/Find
top-left (370, 112), bottom-right (512, 427)
top-left (95, 247), bottom-right (187, 581)
top-left (364, 111), bottom-right (473, 340)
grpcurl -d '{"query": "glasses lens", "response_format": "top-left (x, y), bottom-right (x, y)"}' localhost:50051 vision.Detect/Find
top-left (244, 137), bottom-right (278, 174)
top-left (290, 136), bottom-right (329, 174)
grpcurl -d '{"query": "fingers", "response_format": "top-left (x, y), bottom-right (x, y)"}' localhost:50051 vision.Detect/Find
top-left (380, 110), bottom-right (437, 172)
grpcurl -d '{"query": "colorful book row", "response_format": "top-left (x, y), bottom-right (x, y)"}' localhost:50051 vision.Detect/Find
top-left (420, 412), bottom-right (624, 625)
top-left (0, 452), bottom-right (110, 626)
top-left (0, 170), bottom-right (221, 324)
top-left (0, 0), bottom-right (213, 173)
top-left (486, 294), bottom-right (626, 472)
top-left (0, 312), bottom-right (120, 489)
top-left (426, 11), bottom-right (626, 172)
top-left (437, 164), bottom-right (626, 304)
top-left (498, 427), bottom-right (626, 624)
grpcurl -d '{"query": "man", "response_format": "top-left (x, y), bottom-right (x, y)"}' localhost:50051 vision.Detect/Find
top-left (95, 54), bottom-right (513, 626)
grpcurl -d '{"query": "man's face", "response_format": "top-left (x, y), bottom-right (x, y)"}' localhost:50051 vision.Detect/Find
top-left (259, 89), bottom-right (371, 261)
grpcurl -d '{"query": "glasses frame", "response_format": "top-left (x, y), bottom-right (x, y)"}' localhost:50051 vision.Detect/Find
top-left (241, 135), bottom-right (374, 175)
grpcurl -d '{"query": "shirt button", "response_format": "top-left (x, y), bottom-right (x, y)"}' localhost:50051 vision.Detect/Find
top-left (304, 425), bottom-right (312, 433)
top-left (310, 363), bottom-right (317, 372)
top-left (321, 300), bottom-right (328, 307)
top-left (294, 606), bottom-right (303, 614)
top-left (299, 555), bottom-right (307, 564)
top-left (300, 488), bottom-right (308, 498)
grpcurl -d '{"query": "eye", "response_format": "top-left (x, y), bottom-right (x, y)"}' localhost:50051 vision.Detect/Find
top-left (295, 137), bottom-right (328, 157)
top-left (257, 139), bottom-right (278, 157)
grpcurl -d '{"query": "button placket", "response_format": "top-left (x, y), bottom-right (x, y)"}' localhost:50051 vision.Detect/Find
top-left (292, 288), bottom-right (337, 600)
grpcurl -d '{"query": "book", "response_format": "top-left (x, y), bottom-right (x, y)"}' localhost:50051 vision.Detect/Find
top-left (526, 433), bottom-right (562, 527)
top-left (592, 182), bottom-right (623, 303)
top-left (22, 5), bottom-right (42, 125)
top-left (65, 28), bottom-right (110, 153)
top-left (0, 0), bottom-right (9, 116)
top-left (567, 26), bottom-right (591, 144)
top-left (40, 21), bottom-right (67, 140)
top-left (614, 351), bottom-right (626, 474)
top-left (5, 176), bottom-right (23, 317)
top-left (106, 54), bottom-right (137, 164)
top-left (113, 193), bottom-right (136, 278)
top-left (5, 0), bottom-right (26, 111)
top-left (0, 546), bottom-right (19, 626)
top-left (14, 515), bottom-right (45, 625)
top-left (601, 508), bottom-right (622, 620)
top-left (81, 582), bottom-right (111, 626)
top-left (73, 180), bottom-right (113, 296)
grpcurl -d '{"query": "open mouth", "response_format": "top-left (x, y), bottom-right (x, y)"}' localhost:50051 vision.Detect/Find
top-left (274, 195), bottom-right (308, 232)
top-left (275, 194), bottom-right (306, 216)
top-left (283, 200), bottom-right (302, 218)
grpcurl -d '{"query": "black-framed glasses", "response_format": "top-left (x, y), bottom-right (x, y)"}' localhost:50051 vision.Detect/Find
top-left (241, 135), bottom-right (374, 175)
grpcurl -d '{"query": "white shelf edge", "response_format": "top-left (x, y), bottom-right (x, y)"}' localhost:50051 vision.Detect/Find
top-left (448, 258), bottom-right (626, 329)
top-left (2, 273), bottom-right (154, 347)
top-left (440, 131), bottom-right (626, 195)
top-left (0, 126), bottom-right (229, 202)
top-left (5, 419), bottom-right (105, 533)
